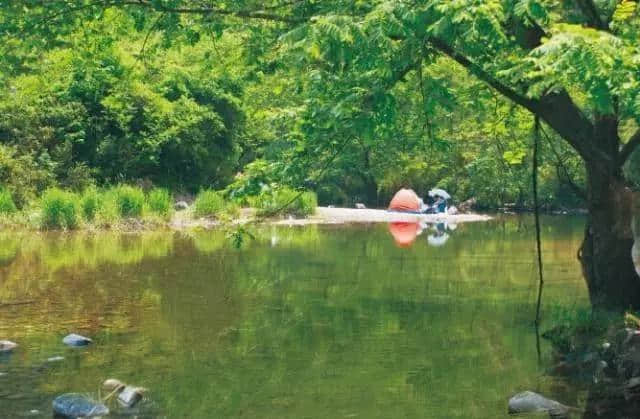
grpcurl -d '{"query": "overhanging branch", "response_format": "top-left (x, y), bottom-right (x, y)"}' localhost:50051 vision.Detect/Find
top-left (117, 0), bottom-right (305, 24)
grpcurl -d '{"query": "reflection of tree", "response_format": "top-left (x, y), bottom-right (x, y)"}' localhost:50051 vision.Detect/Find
top-left (0, 221), bottom-right (593, 417)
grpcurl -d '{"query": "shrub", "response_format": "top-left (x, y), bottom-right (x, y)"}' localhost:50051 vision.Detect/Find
top-left (0, 188), bottom-right (17, 215)
top-left (252, 187), bottom-right (317, 217)
top-left (80, 187), bottom-right (101, 222)
top-left (111, 185), bottom-right (145, 218)
top-left (194, 190), bottom-right (226, 218)
top-left (147, 188), bottom-right (172, 218)
top-left (40, 188), bottom-right (79, 229)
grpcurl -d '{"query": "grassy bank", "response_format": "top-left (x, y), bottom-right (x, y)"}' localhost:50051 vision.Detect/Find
top-left (0, 185), bottom-right (317, 231)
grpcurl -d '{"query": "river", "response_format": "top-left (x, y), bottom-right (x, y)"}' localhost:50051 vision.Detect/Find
top-left (0, 216), bottom-right (591, 417)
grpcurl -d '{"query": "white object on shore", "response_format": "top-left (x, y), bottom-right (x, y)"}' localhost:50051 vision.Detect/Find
top-left (355, 203), bottom-right (366, 209)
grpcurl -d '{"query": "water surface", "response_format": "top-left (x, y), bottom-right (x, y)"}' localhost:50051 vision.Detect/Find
top-left (0, 216), bottom-right (589, 418)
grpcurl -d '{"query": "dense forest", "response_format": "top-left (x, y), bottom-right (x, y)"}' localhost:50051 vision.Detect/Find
top-left (3, 1), bottom-right (628, 210)
top-left (1, 1), bottom-right (640, 308)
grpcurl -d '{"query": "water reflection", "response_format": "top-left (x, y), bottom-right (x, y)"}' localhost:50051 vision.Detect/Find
top-left (0, 218), bottom-right (591, 418)
top-left (388, 221), bottom-right (457, 248)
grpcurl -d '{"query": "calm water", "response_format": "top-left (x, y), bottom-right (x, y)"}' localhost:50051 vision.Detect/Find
top-left (0, 216), bottom-right (591, 418)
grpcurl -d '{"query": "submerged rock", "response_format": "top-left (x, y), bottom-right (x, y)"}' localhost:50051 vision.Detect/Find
top-left (103, 378), bottom-right (125, 392)
top-left (62, 334), bottom-right (92, 347)
top-left (117, 386), bottom-right (146, 408)
top-left (52, 393), bottom-right (109, 417)
top-left (0, 340), bottom-right (17, 353)
top-left (508, 391), bottom-right (569, 417)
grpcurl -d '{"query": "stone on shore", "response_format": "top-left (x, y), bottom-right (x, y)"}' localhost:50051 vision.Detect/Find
top-left (52, 393), bottom-right (109, 417)
top-left (508, 391), bottom-right (569, 417)
top-left (62, 334), bottom-right (92, 347)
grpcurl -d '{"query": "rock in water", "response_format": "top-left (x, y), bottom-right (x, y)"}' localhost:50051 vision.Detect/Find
top-left (508, 391), bottom-right (569, 417)
top-left (0, 340), bottom-right (17, 353)
top-left (52, 394), bottom-right (109, 417)
top-left (117, 386), bottom-right (146, 408)
top-left (62, 334), bottom-right (92, 347)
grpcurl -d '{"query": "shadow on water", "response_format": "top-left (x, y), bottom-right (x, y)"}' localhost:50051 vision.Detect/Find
top-left (0, 217), bottom-right (597, 418)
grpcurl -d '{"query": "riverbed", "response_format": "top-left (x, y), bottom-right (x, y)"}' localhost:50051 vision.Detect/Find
top-left (0, 216), bottom-right (590, 417)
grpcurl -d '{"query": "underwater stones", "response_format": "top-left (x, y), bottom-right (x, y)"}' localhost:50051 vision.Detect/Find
top-left (508, 391), bottom-right (569, 418)
top-left (103, 378), bottom-right (125, 392)
top-left (52, 393), bottom-right (109, 418)
top-left (0, 340), bottom-right (17, 353)
top-left (62, 334), bottom-right (92, 347)
top-left (103, 378), bottom-right (146, 408)
top-left (117, 386), bottom-right (146, 408)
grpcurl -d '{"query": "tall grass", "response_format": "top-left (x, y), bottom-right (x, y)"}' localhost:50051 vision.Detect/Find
top-left (194, 190), bottom-right (226, 217)
top-left (147, 188), bottom-right (172, 218)
top-left (109, 185), bottom-right (145, 218)
top-left (80, 187), bottom-right (101, 222)
top-left (40, 188), bottom-right (79, 229)
top-left (252, 188), bottom-right (317, 217)
top-left (0, 188), bottom-right (17, 215)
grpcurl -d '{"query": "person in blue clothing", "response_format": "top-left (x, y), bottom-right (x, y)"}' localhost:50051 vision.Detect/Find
top-left (434, 197), bottom-right (447, 213)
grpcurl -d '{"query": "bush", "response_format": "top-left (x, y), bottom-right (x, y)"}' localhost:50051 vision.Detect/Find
top-left (252, 187), bottom-right (317, 217)
top-left (194, 190), bottom-right (226, 217)
top-left (111, 185), bottom-right (145, 218)
top-left (0, 188), bottom-right (17, 215)
top-left (147, 188), bottom-right (172, 218)
top-left (80, 187), bottom-right (101, 222)
top-left (40, 188), bottom-right (79, 229)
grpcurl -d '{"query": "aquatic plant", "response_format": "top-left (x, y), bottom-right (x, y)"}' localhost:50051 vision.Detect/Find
top-left (147, 188), bottom-right (172, 218)
top-left (40, 188), bottom-right (79, 229)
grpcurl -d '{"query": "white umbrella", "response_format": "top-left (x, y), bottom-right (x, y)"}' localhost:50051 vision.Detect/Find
top-left (428, 188), bottom-right (451, 200)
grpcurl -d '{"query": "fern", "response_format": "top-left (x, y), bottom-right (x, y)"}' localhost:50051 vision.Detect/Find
top-left (613, 0), bottom-right (637, 22)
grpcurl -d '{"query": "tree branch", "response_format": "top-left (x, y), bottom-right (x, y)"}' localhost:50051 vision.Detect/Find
top-left (620, 128), bottom-right (640, 164)
top-left (426, 36), bottom-right (615, 169)
top-left (117, 0), bottom-right (305, 24)
top-left (427, 37), bottom-right (539, 113)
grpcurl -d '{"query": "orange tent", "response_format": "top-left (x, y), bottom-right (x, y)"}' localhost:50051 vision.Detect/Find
top-left (388, 188), bottom-right (421, 212)
top-left (388, 222), bottom-right (420, 248)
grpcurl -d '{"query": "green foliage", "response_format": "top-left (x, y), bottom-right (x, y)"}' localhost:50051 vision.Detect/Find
top-left (251, 188), bottom-right (317, 217)
top-left (147, 188), bottom-right (172, 218)
top-left (80, 187), bottom-right (101, 222)
top-left (0, 145), bottom-right (54, 208)
top-left (0, 188), bottom-right (17, 215)
top-left (109, 185), bottom-right (145, 218)
top-left (40, 188), bottom-right (79, 230)
top-left (193, 190), bottom-right (226, 218)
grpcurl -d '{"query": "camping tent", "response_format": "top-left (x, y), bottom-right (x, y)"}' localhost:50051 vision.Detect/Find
top-left (388, 188), bottom-right (421, 212)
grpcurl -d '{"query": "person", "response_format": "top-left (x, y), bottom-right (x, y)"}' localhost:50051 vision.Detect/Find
top-left (435, 197), bottom-right (447, 213)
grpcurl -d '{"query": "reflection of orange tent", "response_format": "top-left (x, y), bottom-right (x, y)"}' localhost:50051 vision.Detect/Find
top-left (388, 188), bottom-right (421, 212)
top-left (389, 222), bottom-right (420, 248)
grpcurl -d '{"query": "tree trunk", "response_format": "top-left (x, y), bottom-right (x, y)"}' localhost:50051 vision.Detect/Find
top-left (579, 162), bottom-right (640, 310)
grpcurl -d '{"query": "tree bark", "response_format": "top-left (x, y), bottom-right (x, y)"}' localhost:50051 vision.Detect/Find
top-left (579, 160), bottom-right (640, 310)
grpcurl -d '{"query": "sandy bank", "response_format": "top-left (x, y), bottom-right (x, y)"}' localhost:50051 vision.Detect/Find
top-left (271, 207), bottom-right (492, 225)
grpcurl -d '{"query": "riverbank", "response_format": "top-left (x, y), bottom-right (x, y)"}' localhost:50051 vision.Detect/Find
top-left (0, 206), bottom-right (492, 231)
